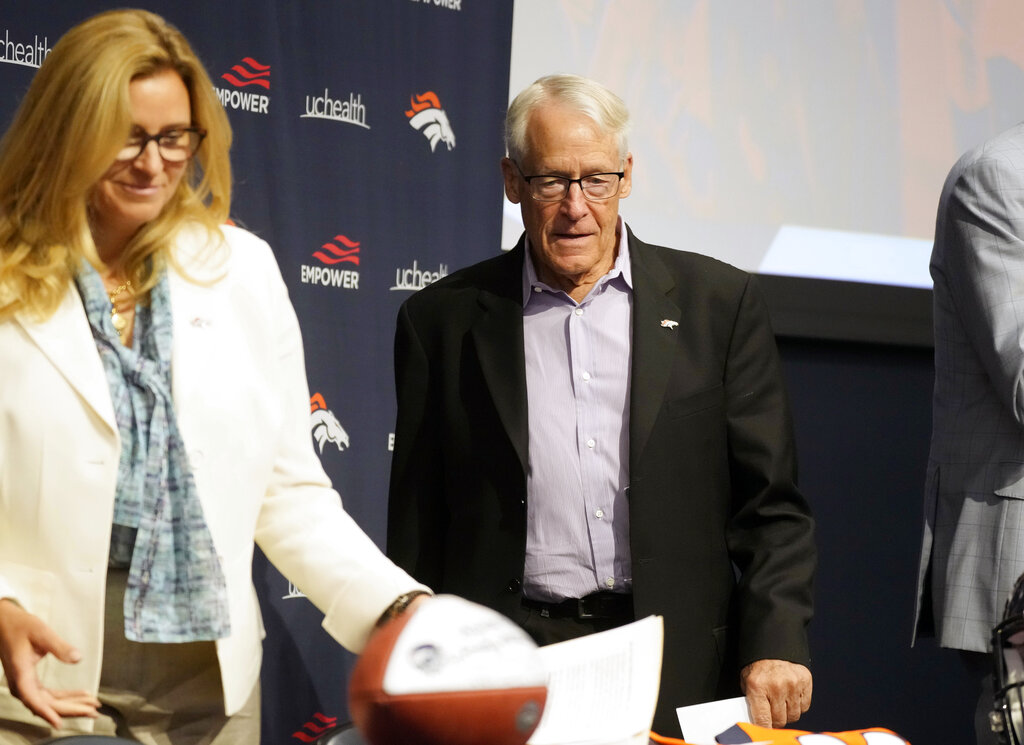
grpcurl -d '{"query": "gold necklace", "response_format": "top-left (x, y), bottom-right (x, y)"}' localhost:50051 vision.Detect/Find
top-left (108, 279), bottom-right (133, 340)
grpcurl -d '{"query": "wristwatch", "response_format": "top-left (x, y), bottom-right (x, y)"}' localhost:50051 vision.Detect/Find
top-left (377, 590), bottom-right (430, 626)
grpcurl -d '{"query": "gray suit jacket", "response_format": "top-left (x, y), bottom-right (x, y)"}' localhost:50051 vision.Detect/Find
top-left (916, 123), bottom-right (1024, 652)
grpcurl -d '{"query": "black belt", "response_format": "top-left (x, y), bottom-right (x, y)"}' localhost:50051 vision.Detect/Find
top-left (522, 591), bottom-right (633, 620)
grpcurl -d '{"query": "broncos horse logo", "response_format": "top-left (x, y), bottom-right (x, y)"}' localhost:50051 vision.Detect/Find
top-left (405, 91), bottom-right (456, 152)
top-left (310, 392), bottom-right (350, 454)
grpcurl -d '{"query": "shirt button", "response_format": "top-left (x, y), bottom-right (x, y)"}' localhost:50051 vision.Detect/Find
top-left (532, 285), bottom-right (542, 293)
top-left (595, 509), bottom-right (605, 519)
top-left (574, 307), bottom-right (584, 316)
top-left (586, 438), bottom-right (596, 449)
top-left (582, 371), bottom-right (592, 381)
top-left (605, 577), bottom-right (615, 588)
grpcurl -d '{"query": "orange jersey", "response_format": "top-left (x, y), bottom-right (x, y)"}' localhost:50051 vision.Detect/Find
top-left (713, 722), bottom-right (909, 744)
top-left (651, 723), bottom-right (910, 745)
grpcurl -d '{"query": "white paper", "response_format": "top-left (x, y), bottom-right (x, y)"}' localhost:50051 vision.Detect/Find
top-left (527, 615), bottom-right (663, 745)
top-left (676, 696), bottom-right (752, 745)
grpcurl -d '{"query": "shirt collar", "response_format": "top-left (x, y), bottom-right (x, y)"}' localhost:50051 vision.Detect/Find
top-left (521, 217), bottom-right (633, 306)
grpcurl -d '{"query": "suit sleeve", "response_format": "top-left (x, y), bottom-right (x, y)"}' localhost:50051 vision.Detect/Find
top-left (938, 150), bottom-right (1024, 426)
top-left (723, 274), bottom-right (815, 669)
top-left (249, 240), bottom-right (427, 654)
top-left (387, 300), bottom-right (448, 588)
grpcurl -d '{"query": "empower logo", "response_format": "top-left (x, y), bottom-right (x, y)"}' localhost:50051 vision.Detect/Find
top-left (291, 712), bottom-right (339, 743)
top-left (215, 57), bottom-right (270, 114)
top-left (222, 57), bottom-right (269, 89)
top-left (409, 0), bottom-right (463, 9)
top-left (405, 91), bottom-right (455, 152)
top-left (300, 234), bottom-right (361, 289)
top-left (313, 235), bottom-right (360, 266)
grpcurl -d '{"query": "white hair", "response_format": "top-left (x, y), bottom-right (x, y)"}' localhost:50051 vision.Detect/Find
top-left (504, 73), bottom-right (630, 164)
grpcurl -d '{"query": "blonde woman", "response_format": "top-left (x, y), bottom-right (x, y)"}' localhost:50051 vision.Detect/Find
top-left (0, 9), bottom-right (427, 744)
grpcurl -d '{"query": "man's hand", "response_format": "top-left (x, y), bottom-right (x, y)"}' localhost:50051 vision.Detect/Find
top-left (740, 658), bottom-right (812, 728)
top-left (0, 598), bottom-right (100, 729)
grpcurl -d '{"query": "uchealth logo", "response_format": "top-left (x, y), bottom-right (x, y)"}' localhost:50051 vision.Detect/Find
top-left (215, 57), bottom-right (270, 114)
top-left (302, 87), bottom-right (368, 129)
top-left (282, 581), bottom-right (305, 600)
top-left (300, 234), bottom-right (361, 290)
top-left (310, 392), bottom-right (350, 454)
top-left (405, 91), bottom-right (455, 152)
top-left (291, 712), bottom-right (339, 743)
top-left (0, 28), bottom-right (51, 68)
top-left (391, 260), bottom-right (448, 291)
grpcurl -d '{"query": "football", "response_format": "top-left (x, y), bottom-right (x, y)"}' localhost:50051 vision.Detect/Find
top-left (348, 595), bottom-right (548, 745)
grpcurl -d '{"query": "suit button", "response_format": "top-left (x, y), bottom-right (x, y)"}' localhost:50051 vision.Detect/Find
top-left (506, 579), bottom-right (521, 593)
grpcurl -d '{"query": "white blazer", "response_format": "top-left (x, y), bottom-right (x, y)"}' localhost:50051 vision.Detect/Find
top-left (0, 224), bottom-right (425, 728)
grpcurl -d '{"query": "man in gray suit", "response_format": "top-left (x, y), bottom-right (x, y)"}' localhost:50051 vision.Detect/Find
top-left (916, 123), bottom-right (1024, 745)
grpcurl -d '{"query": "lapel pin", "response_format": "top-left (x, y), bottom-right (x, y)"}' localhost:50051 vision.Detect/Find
top-left (660, 319), bottom-right (679, 329)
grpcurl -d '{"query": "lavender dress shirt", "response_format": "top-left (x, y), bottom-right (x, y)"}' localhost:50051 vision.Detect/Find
top-left (521, 226), bottom-right (633, 602)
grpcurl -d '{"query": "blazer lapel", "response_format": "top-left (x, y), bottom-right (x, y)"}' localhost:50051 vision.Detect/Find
top-left (165, 227), bottom-right (234, 413)
top-left (628, 230), bottom-right (682, 469)
top-left (16, 282), bottom-right (117, 434)
top-left (167, 242), bottom-right (226, 411)
top-left (470, 243), bottom-right (529, 472)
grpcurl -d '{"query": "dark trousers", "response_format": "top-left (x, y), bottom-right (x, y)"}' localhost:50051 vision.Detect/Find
top-left (520, 604), bottom-right (634, 646)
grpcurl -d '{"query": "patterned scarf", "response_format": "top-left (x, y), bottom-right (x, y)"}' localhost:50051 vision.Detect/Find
top-left (75, 262), bottom-right (230, 642)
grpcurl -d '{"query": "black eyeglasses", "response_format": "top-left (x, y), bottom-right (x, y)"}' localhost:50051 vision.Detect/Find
top-left (514, 162), bottom-right (624, 202)
top-left (116, 127), bottom-right (207, 163)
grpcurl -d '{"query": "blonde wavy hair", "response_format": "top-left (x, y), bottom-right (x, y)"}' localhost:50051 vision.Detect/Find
top-left (0, 8), bottom-right (232, 321)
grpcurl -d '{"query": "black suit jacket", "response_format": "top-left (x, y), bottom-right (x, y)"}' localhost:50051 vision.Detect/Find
top-left (387, 228), bottom-right (815, 735)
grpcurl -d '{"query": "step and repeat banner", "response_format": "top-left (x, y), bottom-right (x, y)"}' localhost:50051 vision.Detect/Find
top-left (0, 1), bottom-right (513, 742)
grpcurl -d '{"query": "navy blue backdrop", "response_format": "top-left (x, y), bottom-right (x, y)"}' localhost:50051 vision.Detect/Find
top-left (0, 2), bottom-right (512, 742)
top-left (0, 3), bottom-right (987, 745)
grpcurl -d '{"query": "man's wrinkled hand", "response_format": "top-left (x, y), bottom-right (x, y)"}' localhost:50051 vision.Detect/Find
top-left (0, 598), bottom-right (100, 729)
top-left (740, 658), bottom-right (812, 728)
